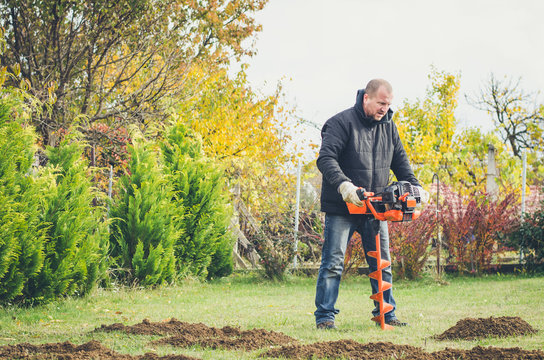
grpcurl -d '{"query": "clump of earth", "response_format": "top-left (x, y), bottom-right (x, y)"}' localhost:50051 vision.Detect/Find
top-left (0, 340), bottom-right (199, 360)
top-left (261, 339), bottom-right (544, 360)
top-left (97, 318), bottom-right (297, 350)
top-left (262, 316), bottom-right (541, 360)
top-left (433, 316), bottom-right (538, 341)
top-left (262, 339), bottom-right (433, 360)
top-left (1, 317), bottom-right (541, 360)
top-left (96, 318), bottom-right (236, 337)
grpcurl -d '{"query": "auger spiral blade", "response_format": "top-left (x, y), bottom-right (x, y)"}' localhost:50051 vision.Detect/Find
top-left (368, 233), bottom-right (394, 330)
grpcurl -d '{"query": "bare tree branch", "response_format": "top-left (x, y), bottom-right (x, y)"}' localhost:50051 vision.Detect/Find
top-left (466, 74), bottom-right (544, 158)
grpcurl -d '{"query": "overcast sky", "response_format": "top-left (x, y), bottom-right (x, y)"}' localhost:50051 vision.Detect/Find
top-left (241, 0), bottom-right (544, 151)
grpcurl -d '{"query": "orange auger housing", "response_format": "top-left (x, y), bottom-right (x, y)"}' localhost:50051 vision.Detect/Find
top-left (346, 192), bottom-right (421, 222)
top-left (345, 181), bottom-right (423, 330)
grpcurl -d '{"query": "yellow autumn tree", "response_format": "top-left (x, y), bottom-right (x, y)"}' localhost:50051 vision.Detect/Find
top-left (395, 68), bottom-right (460, 186)
top-left (447, 128), bottom-right (521, 194)
top-left (172, 63), bottom-right (305, 216)
top-left (0, 0), bottom-right (268, 146)
top-left (395, 68), bottom-right (522, 195)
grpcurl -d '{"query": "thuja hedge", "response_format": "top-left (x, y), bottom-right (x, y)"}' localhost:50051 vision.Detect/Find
top-left (25, 135), bottom-right (109, 303)
top-left (0, 101), bottom-right (110, 304)
top-left (109, 124), bottom-right (234, 285)
top-left (161, 123), bottom-right (234, 280)
top-left (109, 139), bottom-right (178, 286)
top-left (0, 102), bottom-right (47, 303)
top-left (0, 104), bottom-right (233, 304)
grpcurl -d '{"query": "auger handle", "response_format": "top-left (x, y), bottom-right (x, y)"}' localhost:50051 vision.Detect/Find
top-left (364, 198), bottom-right (386, 221)
top-left (355, 188), bottom-right (373, 200)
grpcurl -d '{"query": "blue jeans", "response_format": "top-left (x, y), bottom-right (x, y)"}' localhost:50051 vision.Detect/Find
top-left (314, 214), bottom-right (397, 325)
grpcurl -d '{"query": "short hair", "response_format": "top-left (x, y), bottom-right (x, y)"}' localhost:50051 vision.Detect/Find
top-left (365, 79), bottom-right (393, 97)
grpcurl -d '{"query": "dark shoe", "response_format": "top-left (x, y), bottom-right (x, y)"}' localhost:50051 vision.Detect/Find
top-left (316, 321), bottom-right (337, 330)
top-left (385, 318), bottom-right (408, 327)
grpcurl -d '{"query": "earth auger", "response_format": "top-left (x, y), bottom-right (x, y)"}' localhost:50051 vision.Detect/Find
top-left (346, 181), bottom-right (424, 330)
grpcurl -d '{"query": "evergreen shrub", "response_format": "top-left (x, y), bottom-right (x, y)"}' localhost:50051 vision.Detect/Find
top-left (109, 139), bottom-right (176, 286)
top-left (0, 102), bottom-right (46, 304)
top-left (24, 134), bottom-right (108, 303)
top-left (161, 123), bottom-right (233, 280)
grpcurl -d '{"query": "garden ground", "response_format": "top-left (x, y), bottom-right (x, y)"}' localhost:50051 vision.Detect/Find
top-left (0, 273), bottom-right (542, 359)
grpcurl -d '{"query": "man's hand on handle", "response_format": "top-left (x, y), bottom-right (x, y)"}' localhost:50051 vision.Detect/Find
top-left (338, 181), bottom-right (365, 207)
top-left (415, 186), bottom-right (429, 204)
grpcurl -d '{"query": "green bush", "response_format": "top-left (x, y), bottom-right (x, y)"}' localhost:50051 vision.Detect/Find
top-left (161, 123), bottom-right (234, 280)
top-left (508, 199), bottom-right (544, 272)
top-left (0, 102), bottom-right (47, 304)
top-left (109, 139), bottom-right (176, 286)
top-left (23, 134), bottom-right (108, 303)
top-left (206, 237), bottom-right (234, 280)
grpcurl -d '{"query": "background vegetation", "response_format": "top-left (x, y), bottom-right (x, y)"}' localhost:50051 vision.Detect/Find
top-left (0, 0), bottom-right (543, 306)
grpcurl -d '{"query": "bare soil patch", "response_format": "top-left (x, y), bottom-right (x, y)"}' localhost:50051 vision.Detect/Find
top-left (97, 318), bottom-right (297, 351)
top-left (262, 339), bottom-right (544, 360)
top-left (96, 318), bottom-right (237, 337)
top-left (262, 339), bottom-right (433, 360)
top-left (152, 328), bottom-right (296, 351)
top-left (0, 340), bottom-right (199, 360)
top-left (433, 316), bottom-right (538, 341)
top-left (432, 345), bottom-right (544, 360)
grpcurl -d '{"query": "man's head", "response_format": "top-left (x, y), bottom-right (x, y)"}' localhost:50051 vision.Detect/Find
top-left (363, 79), bottom-right (393, 121)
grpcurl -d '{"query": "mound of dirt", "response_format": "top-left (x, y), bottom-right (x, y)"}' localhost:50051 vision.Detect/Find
top-left (97, 318), bottom-right (297, 351)
top-left (432, 345), bottom-right (544, 360)
top-left (0, 340), bottom-right (200, 360)
top-left (262, 340), bottom-right (544, 360)
top-left (433, 316), bottom-right (538, 341)
top-left (96, 318), bottom-right (237, 337)
top-left (153, 327), bottom-right (296, 351)
top-left (261, 339), bottom-right (432, 360)
top-left (2, 332), bottom-right (544, 360)
top-left (5, 317), bottom-right (541, 359)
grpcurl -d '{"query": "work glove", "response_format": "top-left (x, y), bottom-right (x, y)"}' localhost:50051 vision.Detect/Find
top-left (416, 186), bottom-right (430, 204)
top-left (338, 181), bottom-right (365, 207)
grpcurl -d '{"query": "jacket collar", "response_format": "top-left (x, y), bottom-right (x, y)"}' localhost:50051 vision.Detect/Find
top-left (354, 89), bottom-right (393, 127)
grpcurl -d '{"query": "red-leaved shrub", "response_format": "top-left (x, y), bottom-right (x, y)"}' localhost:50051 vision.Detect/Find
top-left (389, 208), bottom-right (436, 279)
top-left (441, 189), bottom-right (520, 273)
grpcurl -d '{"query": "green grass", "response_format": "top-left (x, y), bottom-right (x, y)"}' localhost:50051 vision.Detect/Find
top-left (0, 272), bottom-right (543, 359)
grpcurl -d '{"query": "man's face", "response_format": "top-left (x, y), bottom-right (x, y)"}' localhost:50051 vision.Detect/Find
top-left (363, 86), bottom-right (393, 121)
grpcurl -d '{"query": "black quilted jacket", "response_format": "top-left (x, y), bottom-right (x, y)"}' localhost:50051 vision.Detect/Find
top-left (317, 89), bottom-right (421, 214)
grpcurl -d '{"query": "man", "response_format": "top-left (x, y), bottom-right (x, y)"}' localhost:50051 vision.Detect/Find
top-left (314, 79), bottom-right (425, 330)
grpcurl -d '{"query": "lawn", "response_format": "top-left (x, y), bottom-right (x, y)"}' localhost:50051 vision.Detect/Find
top-left (0, 272), bottom-right (542, 359)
